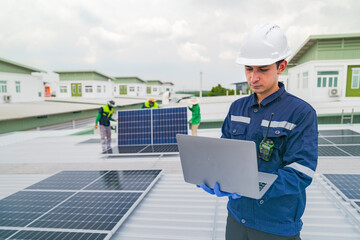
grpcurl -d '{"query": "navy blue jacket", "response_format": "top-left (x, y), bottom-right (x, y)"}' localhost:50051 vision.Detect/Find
top-left (221, 82), bottom-right (318, 236)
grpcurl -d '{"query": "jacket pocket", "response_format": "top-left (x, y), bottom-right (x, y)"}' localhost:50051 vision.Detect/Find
top-left (230, 122), bottom-right (248, 140)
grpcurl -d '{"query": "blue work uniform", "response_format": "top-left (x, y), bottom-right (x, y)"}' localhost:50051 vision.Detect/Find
top-left (221, 82), bottom-right (318, 236)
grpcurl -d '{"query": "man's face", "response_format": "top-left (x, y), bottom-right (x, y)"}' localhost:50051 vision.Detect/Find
top-left (149, 101), bottom-right (154, 105)
top-left (245, 61), bottom-right (287, 98)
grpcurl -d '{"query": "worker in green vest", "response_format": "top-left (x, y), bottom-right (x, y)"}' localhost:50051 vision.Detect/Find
top-left (188, 98), bottom-right (201, 136)
top-left (141, 97), bottom-right (159, 109)
top-left (95, 100), bottom-right (117, 152)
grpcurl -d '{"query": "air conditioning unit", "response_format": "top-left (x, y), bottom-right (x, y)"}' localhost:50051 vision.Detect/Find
top-left (3, 95), bottom-right (11, 103)
top-left (329, 88), bottom-right (339, 97)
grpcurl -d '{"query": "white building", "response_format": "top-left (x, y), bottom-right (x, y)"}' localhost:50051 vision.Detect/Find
top-left (287, 33), bottom-right (360, 101)
top-left (162, 82), bottom-right (175, 94)
top-left (146, 80), bottom-right (163, 95)
top-left (113, 77), bottom-right (146, 97)
top-left (0, 57), bottom-right (46, 103)
top-left (54, 71), bottom-right (114, 99)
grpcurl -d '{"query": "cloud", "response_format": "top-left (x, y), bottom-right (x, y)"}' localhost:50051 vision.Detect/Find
top-left (76, 36), bottom-right (97, 64)
top-left (177, 42), bottom-right (210, 62)
top-left (135, 18), bottom-right (172, 36)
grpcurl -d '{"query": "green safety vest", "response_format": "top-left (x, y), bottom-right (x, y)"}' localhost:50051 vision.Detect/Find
top-left (144, 101), bottom-right (159, 108)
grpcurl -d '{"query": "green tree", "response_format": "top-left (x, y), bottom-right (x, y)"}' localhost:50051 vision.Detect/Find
top-left (208, 84), bottom-right (227, 96)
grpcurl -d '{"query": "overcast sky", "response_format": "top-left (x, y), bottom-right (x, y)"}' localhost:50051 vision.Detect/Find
top-left (1, 0), bottom-right (359, 90)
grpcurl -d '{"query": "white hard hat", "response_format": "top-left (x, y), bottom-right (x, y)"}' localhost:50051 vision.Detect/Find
top-left (236, 23), bottom-right (291, 66)
top-left (107, 100), bottom-right (115, 107)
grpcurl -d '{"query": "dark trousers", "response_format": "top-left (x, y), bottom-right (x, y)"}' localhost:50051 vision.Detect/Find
top-left (225, 214), bottom-right (301, 240)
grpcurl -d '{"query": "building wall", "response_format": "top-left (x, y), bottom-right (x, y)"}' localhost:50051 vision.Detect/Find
top-left (114, 83), bottom-right (146, 97)
top-left (288, 59), bottom-right (360, 101)
top-left (56, 80), bottom-right (114, 98)
top-left (0, 72), bottom-right (43, 103)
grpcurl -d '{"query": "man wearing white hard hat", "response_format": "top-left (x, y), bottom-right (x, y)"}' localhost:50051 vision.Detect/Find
top-left (95, 100), bottom-right (117, 152)
top-left (188, 97), bottom-right (201, 136)
top-left (198, 24), bottom-right (318, 239)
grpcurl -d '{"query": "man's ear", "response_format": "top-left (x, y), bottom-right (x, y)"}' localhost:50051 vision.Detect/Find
top-left (277, 60), bottom-right (288, 74)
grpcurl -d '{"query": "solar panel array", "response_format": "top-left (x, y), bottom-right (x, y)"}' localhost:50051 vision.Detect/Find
top-left (322, 174), bottom-right (360, 214)
top-left (0, 170), bottom-right (162, 240)
top-left (107, 107), bottom-right (187, 155)
top-left (318, 129), bottom-right (360, 157)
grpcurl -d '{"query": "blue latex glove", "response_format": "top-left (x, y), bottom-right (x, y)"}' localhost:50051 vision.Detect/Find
top-left (197, 182), bottom-right (242, 199)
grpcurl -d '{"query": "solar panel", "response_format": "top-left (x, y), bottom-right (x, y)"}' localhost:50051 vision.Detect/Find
top-left (117, 107), bottom-right (188, 146)
top-left (323, 174), bottom-right (360, 200)
top-left (322, 136), bottom-right (360, 145)
top-left (355, 201), bottom-right (360, 207)
top-left (337, 145), bottom-right (360, 156)
top-left (318, 146), bottom-right (351, 156)
top-left (140, 144), bottom-right (179, 153)
top-left (26, 171), bottom-right (107, 190)
top-left (0, 170), bottom-right (162, 240)
top-left (0, 191), bottom-right (74, 227)
top-left (85, 170), bottom-right (162, 191)
top-left (29, 192), bottom-right (142, 230)
top-left (152, 108), bottom-right (188, 144)
top-left (319, 129), bottom-right (360, 136)
top-left (7, 230), bottom-right (107, 240)
top-left (0, 230), bottom-right (18, 239)
top-left (118, 109), bottom-right (152, 145)
top-left (318, 137), bottom-right (332, 145)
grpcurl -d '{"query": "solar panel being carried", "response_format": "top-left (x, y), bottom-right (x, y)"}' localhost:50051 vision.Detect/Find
top-left (0, 170), bottom-right (162, 240)
top-left (106, 107), bottom-right (187, 156)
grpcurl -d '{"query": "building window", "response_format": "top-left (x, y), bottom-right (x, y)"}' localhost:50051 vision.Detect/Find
top-left (15, 81), bottom-right (21, 93)
top-left (317, 71), bottom-right (339, 88)
top-left (137, 86), bottom-right (140, 92)
top-left (351, 69), bottom-right (360, 89)
top-left (60, 86), bottom-right (67, 93)
top-left (38, 92), bottom-right (42, 97)
top-left (129, 87), bottom-right (135, 92)
top-left (302, 72), bottom-right (308, 88)
top-left (120, 85), bottom-right (127, 95)
top-left (114, 87), bottom-right (116, 92)
top-left (153, 87), bottom-right (157, 92)
top-left (72, 85), bottom-right (76, 94)
top-left (103, 85), bottom-right (106, 92)
top-left (97, 86), bottom-right (101, 93)
top-left (85, 86), bottom-right (93, 93)
top-left (0, 81), bottom-right (7, 93)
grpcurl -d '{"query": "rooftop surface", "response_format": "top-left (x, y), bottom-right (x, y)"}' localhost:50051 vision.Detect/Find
top-left (0, 123), bottom-right (360, 239)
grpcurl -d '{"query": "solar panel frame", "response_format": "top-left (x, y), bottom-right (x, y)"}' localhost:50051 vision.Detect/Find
top-left (0, 170), bottom-right (163, 240)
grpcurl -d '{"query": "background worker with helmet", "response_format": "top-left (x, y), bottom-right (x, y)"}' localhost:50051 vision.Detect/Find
top-left (198, 23), bottom-right (318, 240)
top-left (188, 97), bottom-right (201, 136)
top-left (141, 97), bottom-right (159, 109)
top-left (95, 100), bottom-right (117, 152)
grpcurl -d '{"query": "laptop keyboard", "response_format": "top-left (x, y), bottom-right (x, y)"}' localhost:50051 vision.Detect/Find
top-left (259, 182), bottom-right (267, 191)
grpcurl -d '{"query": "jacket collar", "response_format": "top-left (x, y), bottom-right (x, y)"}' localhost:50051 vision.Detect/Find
top-left (250, 82), bottom-right (285, 107)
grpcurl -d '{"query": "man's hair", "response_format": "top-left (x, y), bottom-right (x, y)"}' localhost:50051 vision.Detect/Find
top-left (276, 59), bottom-right (284, 69)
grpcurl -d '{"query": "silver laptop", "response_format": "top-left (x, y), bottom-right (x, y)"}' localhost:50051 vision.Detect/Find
top-left (176, 134), bottom-right (278, 199)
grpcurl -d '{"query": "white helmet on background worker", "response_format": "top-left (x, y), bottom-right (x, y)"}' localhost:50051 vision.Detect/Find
top-left (236, 23), bottom-right (291, 66)
top-left (107, 100), bottom-right (115, 108)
